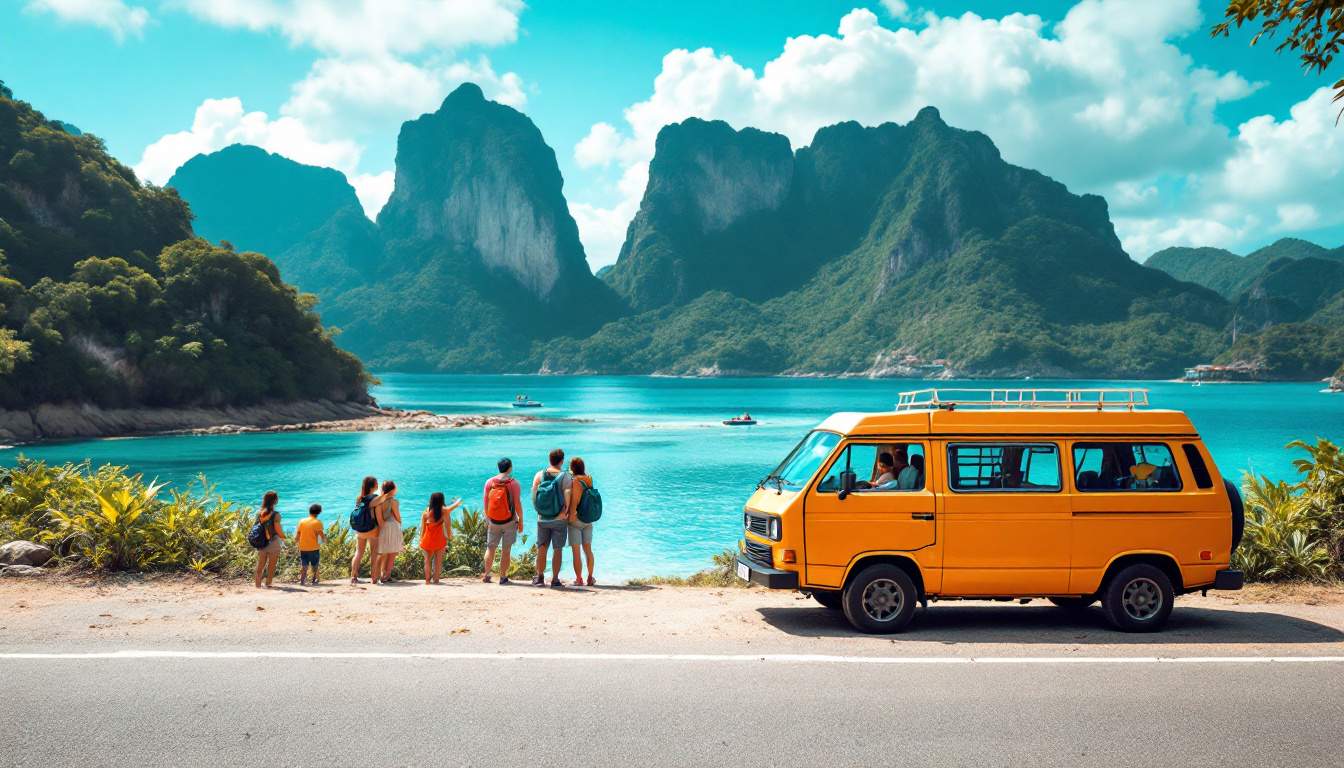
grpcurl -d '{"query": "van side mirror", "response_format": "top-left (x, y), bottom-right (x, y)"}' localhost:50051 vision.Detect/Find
top-left (838, 470), bottom-right (857, 500)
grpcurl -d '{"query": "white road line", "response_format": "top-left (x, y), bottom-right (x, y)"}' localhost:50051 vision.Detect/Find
top-left (1, 651), bottom-right (1343, 664)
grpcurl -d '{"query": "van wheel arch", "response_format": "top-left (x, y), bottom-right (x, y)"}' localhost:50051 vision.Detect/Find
top-left (844, 555), bottom-right (925, 600)
top-left (1101, 553), bottom-right (1183, 595)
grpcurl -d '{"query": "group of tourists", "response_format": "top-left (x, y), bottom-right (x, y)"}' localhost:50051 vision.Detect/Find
top-left (247, 448), bottom-right (602, 590)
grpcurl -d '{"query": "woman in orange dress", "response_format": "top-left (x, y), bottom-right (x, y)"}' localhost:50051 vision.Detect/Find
top-left (419, 492), bottom-right (461, 584)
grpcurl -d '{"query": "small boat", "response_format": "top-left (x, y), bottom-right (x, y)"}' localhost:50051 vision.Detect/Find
top-left (723, 413), bottom-right (757, 426)
top-left (511, 395), bottom-right (544, 408)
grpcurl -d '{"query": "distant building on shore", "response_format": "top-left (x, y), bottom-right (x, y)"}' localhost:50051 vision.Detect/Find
top-left (1182, 361), bottom-right (1263, 382)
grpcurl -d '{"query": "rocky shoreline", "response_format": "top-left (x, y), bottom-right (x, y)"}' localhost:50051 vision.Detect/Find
top-left (0, 400), bottom-right (536, 445)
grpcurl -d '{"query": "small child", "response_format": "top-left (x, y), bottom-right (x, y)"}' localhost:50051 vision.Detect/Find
top-left (296, 504), bottom-right (326, 586)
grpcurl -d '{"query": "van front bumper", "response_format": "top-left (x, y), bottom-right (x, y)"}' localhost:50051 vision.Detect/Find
top-left (1213, 568), bottom-right (1244, 590)
top-left (735, 553), bottom-right (799, 589)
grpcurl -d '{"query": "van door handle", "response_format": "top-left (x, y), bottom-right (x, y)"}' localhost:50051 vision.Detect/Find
top-left (911, 513), bottom-right (935, 521)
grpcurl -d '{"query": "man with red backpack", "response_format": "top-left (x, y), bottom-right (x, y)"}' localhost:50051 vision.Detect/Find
top-left (481, 457), bottom-right (523, 584)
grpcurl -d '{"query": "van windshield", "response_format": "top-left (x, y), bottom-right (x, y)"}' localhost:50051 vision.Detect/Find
top-left (766, 431), bottom-right (841, 491)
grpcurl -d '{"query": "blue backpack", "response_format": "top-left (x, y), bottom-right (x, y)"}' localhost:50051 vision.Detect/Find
top-left (247, 512), bottom-right (274, 549)
top-left (533, 470), bottom-right (566, 520)
top-left (350, 494), bottom-right (377, 533)
top-left (575, 477), bottom-right (602, 523)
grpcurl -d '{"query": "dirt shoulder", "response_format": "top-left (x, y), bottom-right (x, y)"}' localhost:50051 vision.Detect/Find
top-left (2, 576), bottom-right (1342, 657)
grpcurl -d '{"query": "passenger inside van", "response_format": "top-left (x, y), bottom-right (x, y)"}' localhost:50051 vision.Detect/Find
top-left (872, 453), bottom-right (896, 486)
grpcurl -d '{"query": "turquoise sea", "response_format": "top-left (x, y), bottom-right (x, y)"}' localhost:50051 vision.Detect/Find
top-left (3, 376), bottom-right (1342, 579)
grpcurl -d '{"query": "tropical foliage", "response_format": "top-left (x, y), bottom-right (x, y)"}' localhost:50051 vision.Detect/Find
top-left (1213, 1), bottom-right (1344, 118)
top-left (0, 459), bottom-right (536, 581)
top-left (1235, 438), bottom-right (1344, 580)
top-left (0, 89), bottom-right (369, 408)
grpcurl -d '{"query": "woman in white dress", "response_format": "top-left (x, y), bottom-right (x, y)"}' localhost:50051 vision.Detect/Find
top-left (376, 479), bottom-right (403, 582)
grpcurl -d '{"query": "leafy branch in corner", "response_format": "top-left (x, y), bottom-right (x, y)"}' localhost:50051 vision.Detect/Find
top-left (1213, 1), bottom-right (1344, 121)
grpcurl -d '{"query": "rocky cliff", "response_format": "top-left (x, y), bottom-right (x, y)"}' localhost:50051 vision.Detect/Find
top-left (578, 107), bottom-right (1220, 378)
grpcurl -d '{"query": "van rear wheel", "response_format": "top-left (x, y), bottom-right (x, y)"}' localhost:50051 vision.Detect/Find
top-left (842, 564), bottom-right (917, 634)
top-left (1048, 597), bottom-right (1096, 610)
top-left (1102, 564), bottom-right (1174, 632)
top-left (811, 590), bottom-right (843, 610)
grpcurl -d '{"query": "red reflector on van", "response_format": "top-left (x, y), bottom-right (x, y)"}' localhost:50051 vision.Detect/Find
top-left (1200, 550), bottom-right (1212, 561)
top-left (782, 550), bottom-right (796, 564)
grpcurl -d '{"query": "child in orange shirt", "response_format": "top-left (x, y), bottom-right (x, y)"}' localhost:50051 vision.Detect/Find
top-left (295, 504), bottom-right (326, 585)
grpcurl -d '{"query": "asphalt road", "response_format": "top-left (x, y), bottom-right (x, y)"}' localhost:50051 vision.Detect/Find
top-left (2, 653), bottom-right (1341, 767)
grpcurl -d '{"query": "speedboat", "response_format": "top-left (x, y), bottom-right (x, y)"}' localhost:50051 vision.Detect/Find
top-left (723, 413), bottom-right (757, 426)
top-left (511, 395), bottom-right (544, 408)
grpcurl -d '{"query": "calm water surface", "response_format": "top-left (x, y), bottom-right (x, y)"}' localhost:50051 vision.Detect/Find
top-left (4, 376), bottom-right (1341, 578)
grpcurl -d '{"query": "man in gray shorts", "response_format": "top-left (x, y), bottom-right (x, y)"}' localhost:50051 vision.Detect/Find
top-left (481, 457), bottom-right (523, 585)
top-left (531, 448), bottom-right (571, 588)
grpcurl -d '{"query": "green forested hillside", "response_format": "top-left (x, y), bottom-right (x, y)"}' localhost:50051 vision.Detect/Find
top-left (1147, 238), bottom-right (1342, 300)
top-left (0, 91), bottom-right (369, 409)
top-left (1148, 238), bottom-right (1344, 380)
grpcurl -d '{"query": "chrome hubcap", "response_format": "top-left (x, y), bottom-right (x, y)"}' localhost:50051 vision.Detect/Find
top-left (862, 578), bottom-right (904, 622)
top-left (1122, 577), bottom-right (1163, 621)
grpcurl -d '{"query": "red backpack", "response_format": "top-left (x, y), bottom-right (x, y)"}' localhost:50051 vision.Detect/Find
top-left (485, 479), bottom-right (515, 523)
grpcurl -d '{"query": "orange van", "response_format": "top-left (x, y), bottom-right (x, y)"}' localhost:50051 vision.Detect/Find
top-left (735, 389), bottom-right (1244, 633)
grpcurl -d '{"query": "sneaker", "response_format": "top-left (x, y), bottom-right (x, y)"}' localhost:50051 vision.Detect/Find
top-left (499, 577), bottom-right (511, 586)
top-left (531, 574), bottom-right (545, 586)
top-left (550, 578), bottom-right (566, 589)
top-left (482, 574), bottom-right (492, 583)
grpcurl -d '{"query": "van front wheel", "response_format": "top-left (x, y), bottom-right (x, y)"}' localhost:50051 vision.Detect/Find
top-left (1103, 564), bottom-right (1174, 632)
top-left (842, 564), bottom-right (917, 634)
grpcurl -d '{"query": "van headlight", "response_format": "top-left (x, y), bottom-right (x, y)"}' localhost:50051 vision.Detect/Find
top-left (743, 512), bottom-right (751, 530)
top-left (768, 516), bottom-right (781, 541)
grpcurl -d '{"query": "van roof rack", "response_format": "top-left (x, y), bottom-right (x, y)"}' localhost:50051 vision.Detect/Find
top-left (895, 388), bottom-right (1150, 412)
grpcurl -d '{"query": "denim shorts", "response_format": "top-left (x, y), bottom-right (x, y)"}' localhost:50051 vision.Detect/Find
top-left (536, 522), bottom-right (568, 548)
top-left (299, 550), bottom-right (320, 567)
top-left (568, 521), bottom-right (594, 546)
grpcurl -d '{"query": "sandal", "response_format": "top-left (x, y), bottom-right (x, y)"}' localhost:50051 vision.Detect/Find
top-left (587, 576), bottom-right (596, 587)
top-left (482, 574), bottom-right (493, 583)
top-left (572, 578), bottom-right (584, 586)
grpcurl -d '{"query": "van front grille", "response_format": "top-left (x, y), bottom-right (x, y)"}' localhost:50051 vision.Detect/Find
top-left (744, 539), bottom-right (773, 569)
top-left (745, 513), bottom-right (769, 537)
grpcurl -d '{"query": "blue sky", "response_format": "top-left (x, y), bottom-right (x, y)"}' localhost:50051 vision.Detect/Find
top-left (3, 0), bottom-right (1341, 266)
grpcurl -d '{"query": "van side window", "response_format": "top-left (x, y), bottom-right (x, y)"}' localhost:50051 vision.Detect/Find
top-left (1181, 444), bottom-right (1214, 489)
top-left (817, 443), bottom-right (926, 492)
top-left (948, 443), bottom-right (1060, 492)
top-left (1073, 443), bottom-right (1182, 492)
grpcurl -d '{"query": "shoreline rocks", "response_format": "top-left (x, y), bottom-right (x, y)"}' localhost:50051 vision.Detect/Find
top-left (0, 401), bottom-right (537, 445)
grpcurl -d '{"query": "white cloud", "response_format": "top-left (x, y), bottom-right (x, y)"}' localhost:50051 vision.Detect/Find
top-left (351, 171), bottom-right (395, 219)
top-left (1118, 86), bottom-right (1344, 258)
top-left (569, 0), bottom-right (1266, 266)
top-left (25, 0), bottom-right (149, 41)
top-left (282, 54), bottom-right (525, 139)
top-left (133, 97), bottom-right (362, 185)
top-left (175, 0), bottom-right (523, 56)
top-left (880, 0), bottom-right (910, 20)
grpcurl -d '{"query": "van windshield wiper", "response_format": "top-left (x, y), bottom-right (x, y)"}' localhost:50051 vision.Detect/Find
top-left (758, 473), bottom-right (785, 490)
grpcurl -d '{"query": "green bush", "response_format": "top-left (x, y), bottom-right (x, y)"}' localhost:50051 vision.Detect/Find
top-left (1234, 438), bottom-right (1344, 582)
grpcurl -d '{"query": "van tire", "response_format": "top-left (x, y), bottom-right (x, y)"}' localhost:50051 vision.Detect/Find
top-left (1048, 597), bottom-right (1096, 610)
top-left (842, 564), bottom-right (918, 634)
top-left (811, 590), bottom-right (843, 610)
top-left (1102, 564), bottom-right (1174, 632)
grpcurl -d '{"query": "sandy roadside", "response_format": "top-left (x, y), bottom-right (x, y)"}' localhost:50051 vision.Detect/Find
top-left (2, 576), bottom-right (1342, 657)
